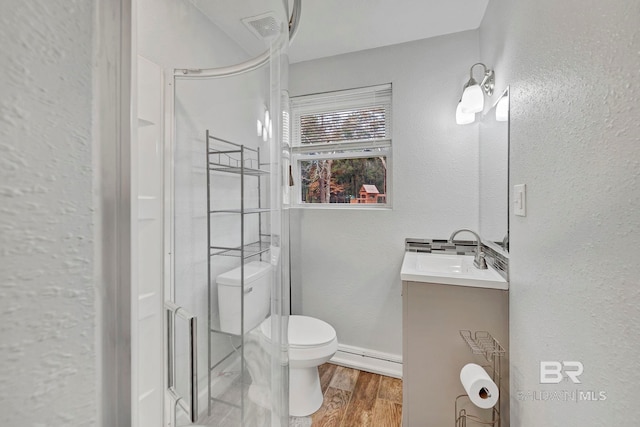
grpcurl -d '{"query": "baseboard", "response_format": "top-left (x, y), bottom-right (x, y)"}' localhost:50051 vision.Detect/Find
top-left (330, 344), bottom-right (403, 379)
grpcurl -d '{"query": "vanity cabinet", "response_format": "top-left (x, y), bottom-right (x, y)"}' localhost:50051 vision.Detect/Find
top-left (401, 281), bottom-right (509, 426)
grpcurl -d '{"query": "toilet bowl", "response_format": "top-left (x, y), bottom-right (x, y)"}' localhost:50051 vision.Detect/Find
top-left (217, 262), bottom-right (338, 417)
top-left (261, 315), bottom-right (338, 416)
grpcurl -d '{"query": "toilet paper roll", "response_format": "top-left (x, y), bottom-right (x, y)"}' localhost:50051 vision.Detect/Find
top-left (459, 363), bottom-right (499, 409)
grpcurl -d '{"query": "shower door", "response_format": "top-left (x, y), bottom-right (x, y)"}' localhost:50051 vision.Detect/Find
top-left (163, 2), bottom-right (291, 425)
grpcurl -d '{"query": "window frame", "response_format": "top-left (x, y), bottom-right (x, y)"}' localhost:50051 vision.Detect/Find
top-left (290, 84), bottom-right (393, 209)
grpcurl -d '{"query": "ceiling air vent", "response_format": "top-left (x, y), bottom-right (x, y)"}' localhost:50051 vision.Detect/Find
top-left (241, 12), bottom-right (281, 40)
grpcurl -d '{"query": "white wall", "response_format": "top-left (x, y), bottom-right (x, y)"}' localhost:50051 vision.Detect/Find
top-left (0, 1), bottom-right (97, 425)
top-left (480, 1), bottom-right (640, 425)
top-left (289, 31), bottom-right (481, 359)
top-left (137, 0), bottom-right (248, 69)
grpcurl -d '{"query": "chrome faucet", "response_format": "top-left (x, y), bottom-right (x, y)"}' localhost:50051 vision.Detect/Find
top-left (448, 228), bottom-right (488, 269)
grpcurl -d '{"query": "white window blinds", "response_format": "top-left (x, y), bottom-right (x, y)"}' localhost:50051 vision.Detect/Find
top-left (292, 84), bottom-right (392, 147)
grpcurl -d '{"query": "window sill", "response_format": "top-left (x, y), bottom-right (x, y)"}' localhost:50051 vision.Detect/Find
top-left (291, 203), bottom-right (393, 211)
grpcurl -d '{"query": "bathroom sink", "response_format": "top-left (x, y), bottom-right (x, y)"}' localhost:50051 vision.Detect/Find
top-left (415, 253), bottom-right (468, 274)
top-left (401, 252), bottom-right (508, 290)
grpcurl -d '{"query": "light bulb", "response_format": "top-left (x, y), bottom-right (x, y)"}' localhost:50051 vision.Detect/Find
top-left (461, 84), bottom-right (484, 114)
top-left (257, 119), bottom-right (263, 137)
top-left (456, 102), bottom-right (475, 125)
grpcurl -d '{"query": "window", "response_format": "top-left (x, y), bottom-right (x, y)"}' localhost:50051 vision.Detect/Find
top-left (291, 84), bottom-right (392, 207)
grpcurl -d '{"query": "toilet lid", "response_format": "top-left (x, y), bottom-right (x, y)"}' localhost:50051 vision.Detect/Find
top-left (261, 315), bottom-right (337, 348)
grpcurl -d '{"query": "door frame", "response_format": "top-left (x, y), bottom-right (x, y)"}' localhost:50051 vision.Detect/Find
top-left (94, 0), bottom-right (134, 425)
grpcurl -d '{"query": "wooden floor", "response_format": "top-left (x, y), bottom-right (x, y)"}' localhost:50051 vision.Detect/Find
top-left (312, 363), bottom-right (403, 427)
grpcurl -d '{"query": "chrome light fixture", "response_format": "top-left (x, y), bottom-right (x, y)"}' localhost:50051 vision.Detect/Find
top-left (459, 63), bottom-right (495, 114)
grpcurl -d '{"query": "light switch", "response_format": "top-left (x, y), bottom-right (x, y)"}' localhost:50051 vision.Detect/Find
top-left (514, 184), bottom-right (526, 216)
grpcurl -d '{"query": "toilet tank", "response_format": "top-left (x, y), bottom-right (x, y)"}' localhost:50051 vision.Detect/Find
top-left (216, 261), bottom-right (271, 335)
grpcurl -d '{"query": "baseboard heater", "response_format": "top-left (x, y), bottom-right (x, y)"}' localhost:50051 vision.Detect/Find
top-left (330, 344), bottom-right (402, 379)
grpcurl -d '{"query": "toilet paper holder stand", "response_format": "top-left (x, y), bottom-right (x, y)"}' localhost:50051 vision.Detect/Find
top-left (455, 330), bottom-right (505, 427)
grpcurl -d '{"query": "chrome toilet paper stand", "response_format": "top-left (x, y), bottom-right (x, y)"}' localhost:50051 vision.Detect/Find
top-left (455, 330), bottom-right (505, 427)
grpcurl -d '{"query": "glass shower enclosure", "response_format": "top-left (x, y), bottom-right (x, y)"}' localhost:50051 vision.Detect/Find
top-left (164, 1), bottom-right (292, 425)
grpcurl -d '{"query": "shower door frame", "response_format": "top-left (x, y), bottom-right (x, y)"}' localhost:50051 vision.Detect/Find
top-left (96, 1), bottom-right (296, 425)
top-left (162, 46), bottom-right (291, 426)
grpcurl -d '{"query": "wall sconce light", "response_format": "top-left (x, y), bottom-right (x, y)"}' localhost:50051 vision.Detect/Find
top-left (455, 99), bottom-right (475, 125)
top-left (456, 63), bottom-right (495, 124)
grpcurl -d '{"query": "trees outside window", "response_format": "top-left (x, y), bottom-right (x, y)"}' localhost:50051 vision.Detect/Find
top-left (291, 85), bottom-right (392, 207)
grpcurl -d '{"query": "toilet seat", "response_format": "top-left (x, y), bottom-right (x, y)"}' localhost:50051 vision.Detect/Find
top-left (260, 315), bottom-right (337, 348)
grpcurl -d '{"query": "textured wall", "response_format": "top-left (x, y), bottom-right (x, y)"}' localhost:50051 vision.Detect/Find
top-left (289, 31), bottom-right (481, 357)
top-left (480, 1), bottom-right (640, 424)
top-left (0, 1), bottom-right (97, 425)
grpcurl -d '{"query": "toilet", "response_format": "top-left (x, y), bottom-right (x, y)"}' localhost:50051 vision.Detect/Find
top-left (261, 315), bottom-right (338, 416)
top-left (217, 261), bottom-right (338, 417)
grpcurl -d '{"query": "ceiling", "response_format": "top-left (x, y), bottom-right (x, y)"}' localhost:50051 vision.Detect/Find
top-left (289, 0), bottom-right (489, 63)
top-left (190, 0), bottom-right (490, 64)
top-left (189, 0), bottom-right (283, 59)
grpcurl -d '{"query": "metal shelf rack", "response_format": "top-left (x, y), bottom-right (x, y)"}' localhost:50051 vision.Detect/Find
top-left (205, 130), bottom-right (269, 417)
top-left (456, 330), bottom-right (505, 427)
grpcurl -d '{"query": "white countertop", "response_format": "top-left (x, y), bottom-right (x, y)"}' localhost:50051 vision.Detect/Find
top-left (401, 251), bottom-right (508, 290)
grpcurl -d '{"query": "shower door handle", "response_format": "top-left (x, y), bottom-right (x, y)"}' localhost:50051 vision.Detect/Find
top-left (165, 301), bottom-right (198, 423)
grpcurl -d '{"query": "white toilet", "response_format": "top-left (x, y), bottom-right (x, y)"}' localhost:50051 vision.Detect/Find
top-left (217, 261), bottom-right (338, 417)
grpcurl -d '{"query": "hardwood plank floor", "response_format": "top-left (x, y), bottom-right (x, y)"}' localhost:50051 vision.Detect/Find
top-left (312, 387), bottom-right (352, 427)
top-left (319, 363), bottom-right (338, 394)
top-left (330, 365), bottom-right (360, 392)
top-left (312, 363), bottom-right (402, 427)
top-left (377, 376), bottom-right (402, 404)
